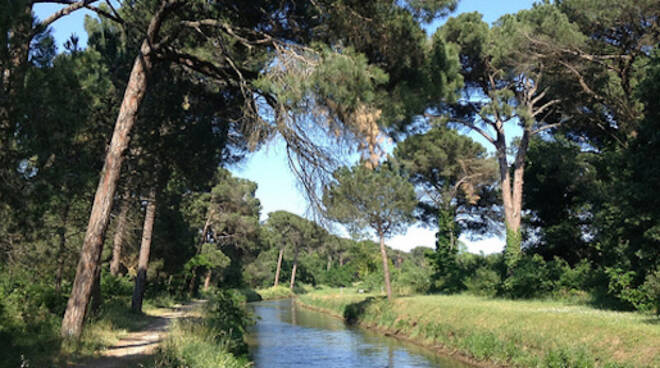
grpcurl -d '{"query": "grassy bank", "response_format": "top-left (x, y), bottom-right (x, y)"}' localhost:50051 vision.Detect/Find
top-left (1, 295), bottom-right (178, 368)
top-left (254, 286), bottom-right (296, 300)
top-left (298, 289), bottom-right (660, 368)
top-left (152, 319), bottom-right (250, 368)
top-left (151, 290), bottom-right (252, 368)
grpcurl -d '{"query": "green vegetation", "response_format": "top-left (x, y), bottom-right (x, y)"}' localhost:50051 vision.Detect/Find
top-left (299, 289), bottom-right (660, 367)
top-left (323, 162), bottom-right (417, 300)
top-left (255, 286), bottom-right (296, 301)
top-left (0, 281), bottom-right (175, 368)
top-left (1, 0), bottom-right (659, 367)
top-left (152, 290), bottom-right (252, 368)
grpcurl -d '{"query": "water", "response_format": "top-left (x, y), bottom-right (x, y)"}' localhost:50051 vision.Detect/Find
top-left (246, 299), bottom-right (471, 368)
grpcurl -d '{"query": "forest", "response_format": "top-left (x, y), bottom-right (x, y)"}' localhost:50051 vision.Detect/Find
top-left (0, 0), bottom-right (659, 367)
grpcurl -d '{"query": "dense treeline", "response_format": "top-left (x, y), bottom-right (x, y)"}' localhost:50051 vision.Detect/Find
top-left (0, 0), bottom-right (659, 366)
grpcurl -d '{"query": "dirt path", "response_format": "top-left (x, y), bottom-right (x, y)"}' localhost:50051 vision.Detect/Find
top-left (72, 300), bottom-right (205, 368)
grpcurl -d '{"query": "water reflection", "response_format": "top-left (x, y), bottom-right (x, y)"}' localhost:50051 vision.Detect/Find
top-left (246, 299), bottom-right (471, 368)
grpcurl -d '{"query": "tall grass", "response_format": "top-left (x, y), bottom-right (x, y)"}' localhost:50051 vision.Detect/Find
top-left (255, 286), bottom-right (295, 300)
top-left (152, 289), bottom-right (253, 368)
top-left (298, 289), bottom-right (660, 367)
top-left (152, 319), bottom-right (250, 368)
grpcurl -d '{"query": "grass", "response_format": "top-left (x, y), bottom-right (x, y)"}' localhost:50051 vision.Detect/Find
top-left (60, 297), bottom-right (172, 361)
top-left (298, 288), bottom-right (660, 368)
top-left (151, 290), bottom-right (252, 368)
top-left (1, 295), bottom-right (180, 368)
top-left (255, 285), bottom-right (296, 300)
top-left (151, 319), bottom-right (250, 368)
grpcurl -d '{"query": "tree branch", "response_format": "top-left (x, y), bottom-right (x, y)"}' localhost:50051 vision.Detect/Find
top-left (36, 1), bottom-right (100, 31)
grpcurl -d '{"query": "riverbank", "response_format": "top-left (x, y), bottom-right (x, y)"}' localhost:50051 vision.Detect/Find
top-left (253, 286), bottom-right (295, 301)
top-left (151, 291), bottom-right (252, 368)
top-left (297, 289), bottom-right (660, 367)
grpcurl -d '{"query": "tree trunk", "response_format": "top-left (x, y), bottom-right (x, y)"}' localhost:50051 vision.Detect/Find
top-left (131, 188), bottom-right (157, 313)
top-left (203, 270), bottom-right (212, 291)
top-left (90, 259), bottom-right (103, 314)
top-left (60, 1), bottom-right (176, 338)
top-left (110, 192), bottom-right (130, 276)
top-left (379, 231), bottom-right (393, 301)
top-left (188, 267), bottom-right (198, 296)
top-left (497, 129), bottom-right (530, 272)
top-left (339, 253), bottom-right (344, 267)
top-left (274, 247), bottom-right (284, 287)
top-left (289, 247), bottom-right (299, 290)
top-left (327, 254), bottom-right (332, 271)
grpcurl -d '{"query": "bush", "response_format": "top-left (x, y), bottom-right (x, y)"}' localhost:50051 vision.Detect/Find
top-left (204, 290), bottom-right (254, 355)
top-left (359, 271), bottom-right (384, 293)
top-left (504, 255), bottom-right (555, 299)
top-left (394, 261), bottom-right (432, 295)
top-left (318, 266), bottom-right (354, 287)
top-left (0, 271), bottom-right (63, 368)
top-left (101, 272), bottom-right (134, 299)
top-left (464, 267), bottom-right (500, 297)
top-left (153, 320), bottom-right (250, 368)
top-left (641, 267), bottom-right (660, 315)
top-left (153, 289), bottom-right (253, 368)
top-left (557, 259), bottom-right (593, 291)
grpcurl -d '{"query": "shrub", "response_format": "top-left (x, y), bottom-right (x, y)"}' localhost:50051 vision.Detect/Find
top-left (504, 254), bottom-right (554, 299)
top-left (318, 266), bottom-right (354, 287)
top-left (360, 271), bottom-right (384, 293)
top-left (393, 261), bottom-right (433, 295)
top-left (100, 272), bottom-right (134, 299)
top-left (557, 259), bottom-right (593, 291)
top-left (464, 267), bottom-right (500, 297)
top-left (641, 267), bottom-right (660, 315)
top-left (153, 288), bottom-right (253, 368)
top-left (204, 290), bottom-right (254, 355)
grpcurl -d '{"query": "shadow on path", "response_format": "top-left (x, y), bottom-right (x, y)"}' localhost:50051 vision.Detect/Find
top-left (70, 300), bottom-right (204, 368)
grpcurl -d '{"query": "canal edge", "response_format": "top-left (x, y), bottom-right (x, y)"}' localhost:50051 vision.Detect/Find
top-left (294, 299), bottom-right (507, 368)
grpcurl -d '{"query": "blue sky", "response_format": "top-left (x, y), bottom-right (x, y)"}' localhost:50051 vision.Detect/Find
top-left (34, 0), bottom-right (537, 253)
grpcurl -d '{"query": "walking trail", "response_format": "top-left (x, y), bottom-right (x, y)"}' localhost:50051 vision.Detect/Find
top-left (72, 300), bottom-right (205, 368)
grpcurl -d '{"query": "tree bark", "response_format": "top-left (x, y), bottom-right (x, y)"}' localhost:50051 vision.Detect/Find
top-left (339, 253), bottom-right (344, 267)
top-left (496, 128), bottom-right (530, 271)
top-left (327, 254), bottom-right (332, 271)
top-left (203, 270), bottom-right (212, 291)
top-left (289, 247), bottom-right (299, 290)
top-left (274, 247), bottom-right (284, 287)
top-left (60, 0), bottom-right (176, 336)
top-left (110, 191), bottom-right (130, 276)
top-left (187, 267), bottom-right (198, 296)
top-left (131, 187), bottom-right (157, 313)
top-left (90, 258), bottom-right (103, 313)
top-left (379, 231), bottom-right (393, 301)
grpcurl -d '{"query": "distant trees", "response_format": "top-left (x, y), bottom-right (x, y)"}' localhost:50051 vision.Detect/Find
top-left (394, 126), bottom-right (498, 247)
top-left (324, 163), bottom-right (416, 300)
top-left (56, 0), bottom-right (457, 338)
top-left (263, 211), bottom-right (326, 289)
top-left (182, 169), bottom-right (261, 292)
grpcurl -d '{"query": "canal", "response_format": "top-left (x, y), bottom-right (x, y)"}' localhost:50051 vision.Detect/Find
top-left (246, 299), bottom-right (472, 367)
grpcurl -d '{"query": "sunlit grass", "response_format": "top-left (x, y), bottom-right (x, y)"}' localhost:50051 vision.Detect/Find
top-left (255, 286), bottom-right (295, 300)
top-left (151, 319), bottom-right (250, 368)
top-left (299, 289), bottom-right (660, 367)
top-left (59, 296), bottom-right (176, 364)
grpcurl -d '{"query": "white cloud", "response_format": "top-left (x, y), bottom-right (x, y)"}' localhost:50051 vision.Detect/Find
top-left (386, 225), bottom-right (504, 255)
top-left (459, 235), bottom-right (504, 255)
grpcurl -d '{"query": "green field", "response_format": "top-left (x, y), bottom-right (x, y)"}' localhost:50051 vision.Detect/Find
top-left (298, 289), bottom-right (660, 367)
